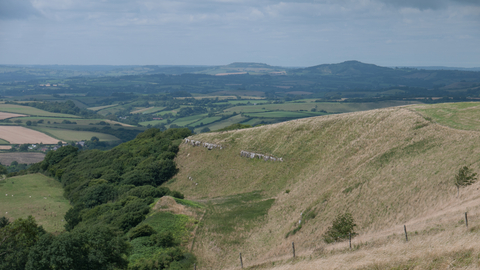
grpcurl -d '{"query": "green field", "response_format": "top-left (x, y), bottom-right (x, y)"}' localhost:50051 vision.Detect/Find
top-left (0, 138), bottom-right (10, 145)
top-left (202, 115), bottom-right (249, 131)
top-left (139, 119), bottom-right (169, 126)
top-left (87, 104), bottom-right (119, 111)
top-left (171, 114), bottom-right (207, 127)
top-left (33, 127), bottom-right (121, 142)
top-left (189, 116), bottom-right (222, 126)
top-left (8, 116), bottom-right (125, 126)
top-left (244, 111), bottom-right (322, 118)
top-left (413, 102), bottom-right (480, 131)
top-left (0, 174), bottom-right (71, 232)
top-left (0, 104), bottom-right (80, 118)
top-left (224, 100), bottom-right (419, 114)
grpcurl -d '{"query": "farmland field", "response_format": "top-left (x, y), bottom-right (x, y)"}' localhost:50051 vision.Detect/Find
top-left (0, 152), bottom-right (46, 165)
top-left (0, 138), bottom-right (9, 144)
top-left (0, 174), bottom-right (70, 232)
top-left (87, 104), bottom-right (119, 111)
top-left (201, 115), bottom-right (249, 131)
top-left (171, 114), bottom-right (206, 126)
top-left (139, 119), bottom-right (168, 126)
top-left (244, 111), bottom-right (322, 118)
top-left (9, 116), bottom-right (130, 126)
top-left (0, 112), bottom-right (26, 120)
top-left (0, 126), bottom-right (61, 144)
top-left (223, 100), bottom-right (420, 114)
top-left (33, 127), bottom-right (121, 142)
top-left (0, 104), bottom-right (80, 118)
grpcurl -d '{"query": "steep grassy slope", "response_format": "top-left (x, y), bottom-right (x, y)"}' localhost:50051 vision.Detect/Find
top-left (167, 104), bottom-right (480, 269)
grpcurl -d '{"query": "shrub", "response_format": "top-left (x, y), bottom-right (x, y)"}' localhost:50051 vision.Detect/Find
top-left (129, 224), bottom-right (157, 240)
top-left (323, 213), bottom-right (357, 243)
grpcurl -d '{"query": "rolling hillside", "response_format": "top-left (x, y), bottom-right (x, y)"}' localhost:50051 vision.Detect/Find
top-left (167, 102), bottom-right (480, 269)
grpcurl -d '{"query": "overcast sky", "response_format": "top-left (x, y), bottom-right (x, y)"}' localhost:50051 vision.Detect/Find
top-left (0, 0), bottom-right (479, 67)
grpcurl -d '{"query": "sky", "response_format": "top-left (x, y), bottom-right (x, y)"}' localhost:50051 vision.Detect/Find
top-left (0, 0), bottom-right (479, 67)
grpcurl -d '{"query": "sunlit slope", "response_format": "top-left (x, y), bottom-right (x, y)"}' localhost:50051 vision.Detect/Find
top-left (169, 105), bottom-right (480, 268)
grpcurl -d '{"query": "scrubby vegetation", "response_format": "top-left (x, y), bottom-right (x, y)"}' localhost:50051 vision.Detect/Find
top-left (0, 128), bottom-right (198, 270)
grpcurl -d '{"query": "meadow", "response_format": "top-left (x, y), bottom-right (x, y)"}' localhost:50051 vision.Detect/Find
top-left (33, 127), bottom-right (121, 142)
top-left (0, 104), bottom-right (80, 118)
top-left (0, 174), bottom-right (70, 232)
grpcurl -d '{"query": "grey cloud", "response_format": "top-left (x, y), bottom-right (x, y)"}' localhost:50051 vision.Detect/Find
top-left (378, 0), bottom-right (480, 10)
top-left (0, 0), bottom-right (41, 20)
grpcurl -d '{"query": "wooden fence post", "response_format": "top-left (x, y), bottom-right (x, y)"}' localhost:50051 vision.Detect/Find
top-left (404, 225), bottom-right (408, 242)
top-left (239, 252), bottom-right (243, 269)
top-left (349, 233), bottom-right (352, 249)
top-left (465, 212), bottom-right (468, 228)
top-left (292, 242), bottom-right (295, 258)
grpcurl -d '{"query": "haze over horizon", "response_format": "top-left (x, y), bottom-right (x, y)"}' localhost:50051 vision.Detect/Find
top-left (1, 0), bottom-right (479, 67)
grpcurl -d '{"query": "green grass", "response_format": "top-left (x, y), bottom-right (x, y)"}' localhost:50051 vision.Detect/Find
top-left (189, 116), bottom-right (223, 127)
top-left (0, 174), bottom-right (71, 232)
top-left (244, 111), bottom-right (322, 118)
top-left (142, 212), bottom-right (192, 242)
top-left (171, 114), bottom-right (207, 127)
top-left (204, 115), bottom-right (249, 131)
top-left (413, 102), bottom-right (480, 131)
top-left (32, 127), bottom-right (121, 142)
top-left (139, 119), bottom-right (169, 126)
top-left (197, 191), bottom-right (274, 245)
top-left (87, 104), bottom-right (119, 111)
top-left (0, 138), bottom-right (10, 145)
top-left (0, 104), bottom-right (79, 118)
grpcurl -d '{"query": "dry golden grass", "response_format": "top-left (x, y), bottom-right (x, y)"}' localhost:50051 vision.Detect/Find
top-left (169, 104), bottom-right (480, 269)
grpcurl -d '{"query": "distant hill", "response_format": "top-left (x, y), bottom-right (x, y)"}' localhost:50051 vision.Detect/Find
top-left (291, 60), bottom-right (398, 76)
top-left (170, 102), bottom-right (480, 269)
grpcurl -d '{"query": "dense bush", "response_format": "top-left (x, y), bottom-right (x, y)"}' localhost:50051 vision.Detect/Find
top-left (323, 213), bottom-right (357, 243)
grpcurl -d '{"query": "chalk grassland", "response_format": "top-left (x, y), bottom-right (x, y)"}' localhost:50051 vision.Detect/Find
top-left (0, 112), bottom-right (27, 120)
top-left (0, 153), bottom-right (45, 165)
top-left (0, 174), bottom-right (70, 232)
top-left (33, 127), bottom-right (121, 142)
top-left (0, 104), bottom-right (80, 118)
top-left (169, 102), bottom-right (480, 269)
top-left (0, 126), bottom-right (61, 144)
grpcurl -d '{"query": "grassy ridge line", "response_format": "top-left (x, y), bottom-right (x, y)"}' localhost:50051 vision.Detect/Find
top-left (169, 104), bottom-right (480, 269)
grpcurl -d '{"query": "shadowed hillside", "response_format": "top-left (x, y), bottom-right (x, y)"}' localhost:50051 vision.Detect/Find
top-left (167, 103), bottom-right (480, 269)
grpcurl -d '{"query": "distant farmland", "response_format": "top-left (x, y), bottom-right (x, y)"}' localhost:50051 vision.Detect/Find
top-left (0, 126), bottom-right (61, 144)
top-left (0, 152), bottom-right (45, 165)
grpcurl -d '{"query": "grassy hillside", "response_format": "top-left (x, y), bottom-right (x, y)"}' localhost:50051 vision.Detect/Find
top-left (0, 174), bottom-right (70, 232)
top-left (167, 102), bottom-right (480, 269)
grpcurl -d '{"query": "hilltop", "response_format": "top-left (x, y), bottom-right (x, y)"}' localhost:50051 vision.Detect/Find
top-left (168, 102), bottom-right (480, 269)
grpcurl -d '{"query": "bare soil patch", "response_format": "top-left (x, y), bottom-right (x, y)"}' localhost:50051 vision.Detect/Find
top-left (0, 112), bottom-right (26, 120)
top-left (0, 152), bottom-right (45, 165)
top-left (0, 126), bottom-right (60, 144)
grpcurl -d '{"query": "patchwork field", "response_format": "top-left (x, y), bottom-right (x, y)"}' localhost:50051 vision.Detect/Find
top-left (0, 126), bottom-right (61, 144)
top-left (0, 104), bottom-right (79, 118)
top-left (0, 153), bottom-right (45, 165)
top-left (0, 174), bottom-right (70, 232)
top-left (33, 127), bottom-right (121, 142)
top-left (0, 112), bottom-right (26, 120)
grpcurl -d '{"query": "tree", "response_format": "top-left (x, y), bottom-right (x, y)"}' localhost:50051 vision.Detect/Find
top-left (323, 213), bottom-right (357, 244)
top-left (454, 166), bottom-right (477, 197)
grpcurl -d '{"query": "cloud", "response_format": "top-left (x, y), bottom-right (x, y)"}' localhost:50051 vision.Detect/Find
top-left (0, 0), bottom-right (41, 20)
top-left (378, 0), bottom-right (480, 10)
